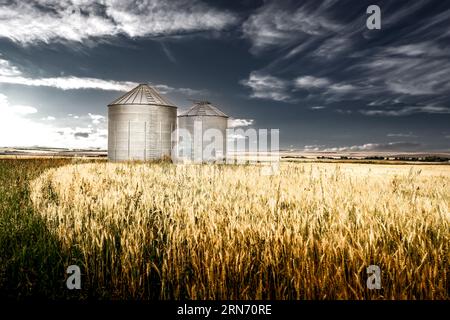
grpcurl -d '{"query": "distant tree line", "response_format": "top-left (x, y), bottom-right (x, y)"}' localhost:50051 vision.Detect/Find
top-left (314, 155), bottom-right (450, 162)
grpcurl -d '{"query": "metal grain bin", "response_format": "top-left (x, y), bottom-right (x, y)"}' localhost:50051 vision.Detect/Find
top-left (108, 84), bottom-right (177, 161)
top-left (177, 101), bottom-right (228, 162)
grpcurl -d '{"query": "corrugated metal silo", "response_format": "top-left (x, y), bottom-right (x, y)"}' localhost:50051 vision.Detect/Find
top-left (177, 101), bottom-right (229, 162)
top-left (108, 84), bottom-right (177, 161)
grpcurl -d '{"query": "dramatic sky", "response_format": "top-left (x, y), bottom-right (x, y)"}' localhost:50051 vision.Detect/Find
top-left (0, 0), bottom-right (449, 152)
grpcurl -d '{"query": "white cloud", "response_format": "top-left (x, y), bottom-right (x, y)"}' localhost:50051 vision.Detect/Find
top-left (0, 58), bottom-right (135, 90)
top-left (303, 143), bottom-right (421, 153)
top-left (312, 37), bottom-right (352, 59)
top-left (240, 71), bottom-right (291, 102)
top-left (242, 1), bottom-right (450, 113)
top-left (295, 76), bottom-right (330, 88)
top-left (106, 0), bottom-right (236, 38)
top-left (383, 42), bottom-right (448, 57)
top-left (0, 58), bottom-right (22, 76)
top-left (88, 113), bottom-right (105, 124)
top-left (12, 105), bottom-right (38, 115)
top-left (0, 73), bottom-right (136, 91)
top-left (0, 93), bottom-right (106, 148)
top-left (358, 57), bottom-right (450, 96)
top-left (0, 0), bottom-right (237, 45)
top-left (0, 93), bottom-right (52, 147)
top-left (295, 75), bottom-right (357, 94)
top-left (228, 118), bottom-right (254, 128)
top-left (303, 144), bottom-right (324, 152)
top-left (360, 106), bottom-right (450, 116)
top-left (241, 72), bottom-right (358, 102)
top-left (41, 116), bottom-right (56, 121)
top-left (310, 106), bottom-right (326, 110)
top-left (386, 81), bottom-right (435, 95)
top-left (0, 94), bottom-right (37, 115)
top-left (368, 99), bottom-right (393, 107)
top-left (243, 2), bottom-right (339, 53)
top-left (336, 109), bottom-right (353, 115)
top-left (322, 142), bottom-right (421, 152)
top-left (0, 1), bottom-right (116, 44)
top-left (329, 83), bottom-right (357, 93)
top-left (323, 144), bottom-right (378, 152)
top-left (153, 84), bottom-right (207, 96)
top-left (0, 57), bottom-right (205, 94)
top-left (387, 132), bottom-right (417, 138)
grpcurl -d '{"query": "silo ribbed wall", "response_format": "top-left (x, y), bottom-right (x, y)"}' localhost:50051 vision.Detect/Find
top-left (177, 115), bottom-right (228, 162)
top-left (108, 105), bottom-right (176, 161)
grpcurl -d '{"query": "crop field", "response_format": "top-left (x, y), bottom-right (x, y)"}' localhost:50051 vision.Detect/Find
top-left (0, 158), bottom-right (449, 299)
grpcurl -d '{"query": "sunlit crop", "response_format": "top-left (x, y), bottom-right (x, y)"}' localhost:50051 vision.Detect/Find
top-left (29, 162), bottom-right (450, 299)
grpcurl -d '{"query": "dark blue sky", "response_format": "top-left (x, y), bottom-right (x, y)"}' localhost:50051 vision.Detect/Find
top-left (0, 0), bottom-right (449, 151)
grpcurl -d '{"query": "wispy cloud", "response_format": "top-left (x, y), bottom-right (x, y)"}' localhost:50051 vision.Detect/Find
top-left (303, 144), bottom-right (325, 152)
top-left (323, 142), bottom-right (422, 152)
top-left (160, 42), bottom-right (177, 63)
top-left (303, 142), bottom-right (422, 152)
top-left (242, 2), bottom-right (339, 53)
top-left (0, 74), bottom-right (137, 91)
top-left (312, 37), bottom-right (352, 59)
top-left (295, 76), bottom-right (330, 88)
top-left (359, 56), bottom-right (450, 96)
top-left (241, 1), bottom-right (450, 120)
top-left (387, 132), bottom-right (417, 138)
top-left (0, 57), bottom-right (135, 90)
top-left (153, 84), bottom-right (207, 96)
top-left (228, 118), bottom-right (254, 128)
top-left (0, 57), bottom-right (205, 94)
top-left (360, 106), bottom-right (450, 116)
top-left (295, 76), bottom-right (357, 94)
top-left (240, 71), bottom-right (291, 102)
top-left (383, 42), bottom-right (449, 58)
top-left (241, 72), bottom-right (359, 102)
top-left (0, 0), bottom-right (237, 45)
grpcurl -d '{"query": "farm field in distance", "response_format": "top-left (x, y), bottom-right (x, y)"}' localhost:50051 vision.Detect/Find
top-left (0, 157), bottom-right (449, 299)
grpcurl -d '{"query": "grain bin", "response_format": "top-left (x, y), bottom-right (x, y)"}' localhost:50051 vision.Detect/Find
top-left (108, 84), bottom-right (177, 161)
top-left (177, 101), bottom-right (228, 162)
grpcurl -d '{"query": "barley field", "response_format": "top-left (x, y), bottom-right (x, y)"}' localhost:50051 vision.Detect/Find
top-left (24, 161), bottom-right (450, 300)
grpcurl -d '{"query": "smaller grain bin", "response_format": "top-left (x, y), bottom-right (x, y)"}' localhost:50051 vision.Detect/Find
top-left (177, 101), bottom-right (228, 162)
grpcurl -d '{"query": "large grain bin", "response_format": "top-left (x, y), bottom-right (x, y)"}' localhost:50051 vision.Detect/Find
top-left (108, 84), bottom-right (177, 161)
top-left (177, 101), bottom-right (228, 162)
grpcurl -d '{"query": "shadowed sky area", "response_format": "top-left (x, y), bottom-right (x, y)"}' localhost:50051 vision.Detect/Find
top-left (0, 0), bottom-right (449, 151)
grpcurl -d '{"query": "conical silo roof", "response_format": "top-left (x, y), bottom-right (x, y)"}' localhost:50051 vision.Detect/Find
top-left (108, 84), bottom-right (176, 107)
top-left (179, 101), bottom-right (228, 118)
